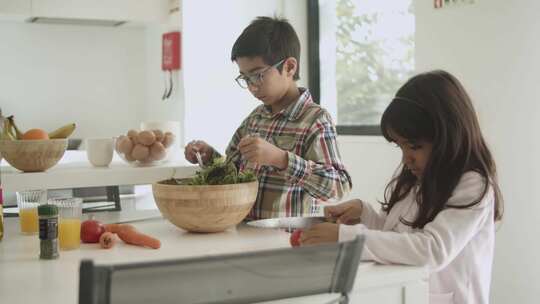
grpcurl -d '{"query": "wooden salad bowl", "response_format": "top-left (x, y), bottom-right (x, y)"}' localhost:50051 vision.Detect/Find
top-left (152, 180), bottom-right (259, 233)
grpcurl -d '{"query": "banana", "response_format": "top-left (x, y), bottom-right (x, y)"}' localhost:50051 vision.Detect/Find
top-left (7, 116), bottom-right (24, 139)
top-left (7, 119), bottom-right (17, 140)
top-left (49, 123), bottom-right (76, 139)
top-left (1, 119), bottom-right (15, 140)
top-left (0, 111), bottom-right (5, 139)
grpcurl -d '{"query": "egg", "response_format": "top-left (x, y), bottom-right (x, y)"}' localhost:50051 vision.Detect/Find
top-left (117, 136), bottom-right (134, 154)
top-left (132, 144), bottom-right (150, 161)
top-left (153, 129), bottom-right (164, 142)
top-left (150, 142), bottom-right (167, 161)
top-left (137, 130), bottom-right (156, 146)
top-left (162, 132), bottom-right (175, 148)
top-left (127, 129), bottom-right (139, 144)
top-left (124, 152), bottom-right (136, 162)
top-left (127, 129), bottom-right (138, 138)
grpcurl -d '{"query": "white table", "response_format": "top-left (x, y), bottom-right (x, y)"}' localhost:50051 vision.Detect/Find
top-left (0, 216), bottom-right (428, 304)
top-left (0, 150), bottom-right (197, 192)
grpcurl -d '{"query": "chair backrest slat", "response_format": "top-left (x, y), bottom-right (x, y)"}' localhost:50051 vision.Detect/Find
top-left (79, 236), bottom-right (364, 304)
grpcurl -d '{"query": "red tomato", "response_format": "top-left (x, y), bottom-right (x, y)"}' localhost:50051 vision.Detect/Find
top-left (289, 229), bottom-right (303, 247)
top-left (81, 219), bottom-right (105, 243)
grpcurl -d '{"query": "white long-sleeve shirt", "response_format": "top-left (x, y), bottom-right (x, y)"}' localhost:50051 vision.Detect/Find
top-left (340, 172), bottom-right (495, 304)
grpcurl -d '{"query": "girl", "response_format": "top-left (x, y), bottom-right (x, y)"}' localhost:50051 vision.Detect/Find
top-left (300, 70), bottom-right (503, 304)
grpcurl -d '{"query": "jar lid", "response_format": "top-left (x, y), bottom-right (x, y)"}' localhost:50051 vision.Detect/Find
top-left (38, 204), bottom-right (58, 216)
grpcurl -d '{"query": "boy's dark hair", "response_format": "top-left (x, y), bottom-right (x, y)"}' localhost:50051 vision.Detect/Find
top-left (231, 16), bottom-right (300, 80)
top-left (380, 70), bottom-right (503, 229)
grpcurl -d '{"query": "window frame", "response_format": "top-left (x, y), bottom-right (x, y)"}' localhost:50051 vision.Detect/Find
top-left (307, 0), bottom-right (382, 136)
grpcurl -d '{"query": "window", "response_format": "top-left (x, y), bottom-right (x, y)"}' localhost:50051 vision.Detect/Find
top-left (308, 0), bottom-right (415, 135)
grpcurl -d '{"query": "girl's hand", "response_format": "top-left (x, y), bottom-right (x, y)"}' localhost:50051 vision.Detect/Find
top-left (324, 199), bottom-right (363, 225)
top-left (300, 223), bottom-right (339, 245)
top-left (238, 135), bottom-right (288, 169)
top-left (184, 140), bottom-right (213, 165)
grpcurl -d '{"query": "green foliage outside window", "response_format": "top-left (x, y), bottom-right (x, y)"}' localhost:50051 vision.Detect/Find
top-left (336, 0), bottom-right (415, 125)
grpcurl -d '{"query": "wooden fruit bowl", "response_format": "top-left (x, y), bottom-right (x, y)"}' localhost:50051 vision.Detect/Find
top-left (152, 180), bottom-right (259, 233)
top-left (0, 139), bottom-right (67, 172)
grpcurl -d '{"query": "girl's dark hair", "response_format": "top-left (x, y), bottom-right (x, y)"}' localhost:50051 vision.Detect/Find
top-left (380, 70), bottom-right (503, 228)
top-left (231, 16), bottom-right (300, 80)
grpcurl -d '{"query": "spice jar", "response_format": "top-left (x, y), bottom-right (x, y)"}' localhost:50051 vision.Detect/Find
top-left (38, 204), bottom-right (59, 260)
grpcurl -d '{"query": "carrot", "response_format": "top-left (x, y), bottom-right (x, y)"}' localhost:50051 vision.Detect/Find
top-left (117, 229), bottom-right (161, 249)
top-left (104, 223), bottom-right (121, 233)
top-left (104, 223), bottom-right (135, 234)
top-left (99, 232), bottom-right (116, 249)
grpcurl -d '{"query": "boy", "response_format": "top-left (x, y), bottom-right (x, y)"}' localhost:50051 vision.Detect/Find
top-left (185, 16), bottom-right (351, 219)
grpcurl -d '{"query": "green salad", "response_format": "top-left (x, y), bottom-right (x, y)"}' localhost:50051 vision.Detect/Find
top-left (162, 156), bottom-right (256, 185)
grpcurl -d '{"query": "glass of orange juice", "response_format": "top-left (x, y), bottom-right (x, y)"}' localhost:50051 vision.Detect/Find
top-left (16, 190), bottom-right (47, 234)
top-left (49, 197), bottom-right (82, 250)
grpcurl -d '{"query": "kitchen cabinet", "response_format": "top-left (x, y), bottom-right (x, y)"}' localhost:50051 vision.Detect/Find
top-left (0, 0), bottom-right (31, 20)
top-left (0, 216), bottom-right (428, 304)
top-left (32, 0), bottom-right (168, 23)
top-left (0, 0), bottom-right (168, 24)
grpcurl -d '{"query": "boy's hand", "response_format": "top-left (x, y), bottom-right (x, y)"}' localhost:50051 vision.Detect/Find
top-left (300, 223), bottom-right (339, 245)
top-left (238, 135), bottom-right (288, 169)
top-left (184, 140), bottom-right (213, 165)
top-left (324, 199), bottom-right (363, 225)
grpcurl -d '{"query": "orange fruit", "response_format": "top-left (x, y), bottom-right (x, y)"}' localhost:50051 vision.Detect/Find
top-left (22, 129), bottom-right (49, 140)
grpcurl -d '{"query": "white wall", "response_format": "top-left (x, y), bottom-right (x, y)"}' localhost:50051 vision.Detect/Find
top-left (415, 1), bottom-right (540, 303)
top-left (143, 23), bottom-right (183, 127)
top-left (283, 0), bottom-right (309, 88)
top-left (142, 3), bottom-right (185, 150)
top-left (338, 136), bottom-right (401, 203)
top-left (0, 22), bottom-right (147, 139)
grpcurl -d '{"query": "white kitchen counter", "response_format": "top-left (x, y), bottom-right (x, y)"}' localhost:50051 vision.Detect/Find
top-left (0, 216), bottom-right (428, 304)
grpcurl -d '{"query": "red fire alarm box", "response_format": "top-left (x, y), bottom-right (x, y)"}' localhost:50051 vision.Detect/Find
top-left (162, 31), bottom-right (181, 71)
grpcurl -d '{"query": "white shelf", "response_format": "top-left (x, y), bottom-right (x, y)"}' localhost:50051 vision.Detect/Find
top-left (0, 151), bottom-right (197, 192)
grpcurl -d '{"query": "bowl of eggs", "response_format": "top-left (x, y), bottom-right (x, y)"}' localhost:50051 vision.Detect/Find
top-left (115, 129), bottom-right (175, 166)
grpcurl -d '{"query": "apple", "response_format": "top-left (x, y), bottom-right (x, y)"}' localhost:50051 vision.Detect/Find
top-left (289, 229), bottom-right (303, 247)
top-left (81, 219), bottom-right (105, 243)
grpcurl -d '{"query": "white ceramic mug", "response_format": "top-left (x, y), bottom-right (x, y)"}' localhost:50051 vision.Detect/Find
top-left (86, 138), bottom-right (114, 167)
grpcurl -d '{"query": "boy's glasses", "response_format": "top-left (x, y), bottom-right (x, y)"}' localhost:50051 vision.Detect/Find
top-left (235, 59), bottom-right (285, 89)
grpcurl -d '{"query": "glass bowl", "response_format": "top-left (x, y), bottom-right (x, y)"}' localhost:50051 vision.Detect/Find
top-left (115, 129), bottom-right (175, 166)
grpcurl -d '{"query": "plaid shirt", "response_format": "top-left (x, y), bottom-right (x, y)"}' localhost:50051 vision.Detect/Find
top-left (218, 88), bottom-right (352, 219)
